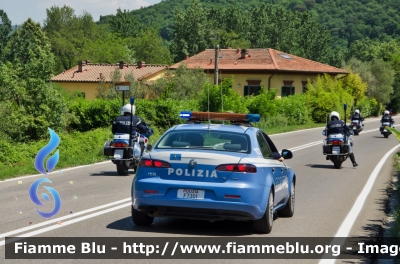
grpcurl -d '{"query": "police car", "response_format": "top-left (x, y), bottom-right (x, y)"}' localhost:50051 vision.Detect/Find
top-left (131, 111), bottom-right (295, 234)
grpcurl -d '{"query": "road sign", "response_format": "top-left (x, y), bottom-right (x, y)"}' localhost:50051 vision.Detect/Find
top-left (115, 85), bottom-right (130, 91)
top-left (115, 82), bottom-right (131, 91)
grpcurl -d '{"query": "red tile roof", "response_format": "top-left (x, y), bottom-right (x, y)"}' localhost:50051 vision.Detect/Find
top-left (50, 62), bottom-right (168, 82)
top-left (170, 48), bottom-right (348, 74)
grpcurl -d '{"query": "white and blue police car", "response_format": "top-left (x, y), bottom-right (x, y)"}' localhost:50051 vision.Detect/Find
top-left (131, 111), bottom-right (295, 234)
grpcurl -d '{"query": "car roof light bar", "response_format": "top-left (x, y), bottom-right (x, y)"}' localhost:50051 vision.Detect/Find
top-left (179, 111), bottom-right (260, 123)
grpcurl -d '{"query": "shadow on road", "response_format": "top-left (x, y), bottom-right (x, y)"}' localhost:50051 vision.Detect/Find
top-left (304, 164), bottom-right (353, 169)
top-left (371, 136), bottom-right (386, 138)
top-left (106, 216), bottom-right (259, 236)
top-left (89, 171), bottom-right (133, 176)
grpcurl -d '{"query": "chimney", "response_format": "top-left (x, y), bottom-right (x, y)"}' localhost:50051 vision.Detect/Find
top-left (119, 61), bottom-right (125, 69)
top-left (240, 49), bottom-right (247, 59)
top-left (99, 73), bottom-right (103, 79)
top-left (85, 60), bottom-right (91, 65)
top-left (210, 58), bottom-right (213, 65)
top-left (78, 61), bottom-right (83, 72)
top-left (137, 61), bottom-right (145, 68)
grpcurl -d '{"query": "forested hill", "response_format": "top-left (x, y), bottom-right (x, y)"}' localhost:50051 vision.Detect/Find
top-left (99, 0), bottom-right (400, 48)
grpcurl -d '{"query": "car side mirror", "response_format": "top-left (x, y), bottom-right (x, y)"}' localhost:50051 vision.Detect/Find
top-left (146, 144), bottom-right (152, 152)
top-left (281, 149), bottom-right (293, 159)
top-left (322, 130), bottom-right (326, 136)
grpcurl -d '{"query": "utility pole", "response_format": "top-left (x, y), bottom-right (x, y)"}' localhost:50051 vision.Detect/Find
top-left (214, 44), bottom-right (219, 85)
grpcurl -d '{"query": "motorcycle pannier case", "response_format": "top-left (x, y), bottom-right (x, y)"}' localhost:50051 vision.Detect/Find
top-left (323, 145), bottom-right (332, 154)
top-left (103, 141), bottom-right (114, 156)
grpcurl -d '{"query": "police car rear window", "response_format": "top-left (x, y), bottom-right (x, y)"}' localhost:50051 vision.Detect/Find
top-left (155, 130), bottom-right (251, 153)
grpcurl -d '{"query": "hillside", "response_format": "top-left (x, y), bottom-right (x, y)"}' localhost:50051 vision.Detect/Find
top-left (99, 0), bottom-right (400, 48)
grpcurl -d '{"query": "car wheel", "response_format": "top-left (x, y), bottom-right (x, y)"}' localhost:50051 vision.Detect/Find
top-left (253, 190), bottom-right (274, 234)
top-left (131, 206), bottom-right (154, 226)
top-left (278, 181), bottom-right (295, 217)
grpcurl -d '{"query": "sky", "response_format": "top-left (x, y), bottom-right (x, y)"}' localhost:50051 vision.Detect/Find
top-left (1, 0), bottom-right (163, 25)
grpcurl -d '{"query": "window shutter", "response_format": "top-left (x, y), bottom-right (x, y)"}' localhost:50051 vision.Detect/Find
top-left (257, 86), bottom-right (261, 95)
top-left (281, 87), bottom-right (286, 97)
top-left (291, 86), bottom-right (295, 95)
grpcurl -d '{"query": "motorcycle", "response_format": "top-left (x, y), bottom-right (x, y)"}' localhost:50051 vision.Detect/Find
top-left (350, 119), bottom-right (363, 135)
top-left (103, 118), bottom-right (153, 176)
top-left (380, 121), bottom-right (394, 138)
top-left (322, 131), bottom-right (353, 169)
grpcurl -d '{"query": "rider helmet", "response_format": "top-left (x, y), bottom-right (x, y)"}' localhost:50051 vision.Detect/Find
top-left (384, 110), bottom-right (389, 115)
top-left (329, 111), bottom-right (340, 121)
top-left (355, 109), bottom-right (360, 114)
top-left (120, 104), bottom-right (136, 115)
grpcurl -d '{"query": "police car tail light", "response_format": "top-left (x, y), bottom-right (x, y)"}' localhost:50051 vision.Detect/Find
top-left (139, 159), bottom-right (171, 168)
top-left (215, 164), bottom-right (257, 173)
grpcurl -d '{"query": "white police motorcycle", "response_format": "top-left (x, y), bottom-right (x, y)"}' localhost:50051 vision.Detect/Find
top-left (103, 98), bottom-right (153, 176)
top-left (322, 105), bottom-right (354, 169)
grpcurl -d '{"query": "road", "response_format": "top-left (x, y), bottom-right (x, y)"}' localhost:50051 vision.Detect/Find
top-left (1, 116), bottom-right (399, 264)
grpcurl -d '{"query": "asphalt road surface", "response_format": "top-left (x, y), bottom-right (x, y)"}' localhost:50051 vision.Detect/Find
top-left (1, 116), bottom-right (399, 264)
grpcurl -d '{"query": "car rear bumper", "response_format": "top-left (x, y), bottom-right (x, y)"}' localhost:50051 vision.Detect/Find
top-left (132, 178), bottom-right (269, 221)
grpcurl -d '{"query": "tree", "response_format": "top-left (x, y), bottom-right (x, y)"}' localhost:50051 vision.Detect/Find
top-left (368, 58), bottom-right (395, 105)
top-left (0, 9), bottom-right (11, 59)
top-left (108, 8), bottom-right (142, 38)
top-left (339, 72), bottom-right (367, 105)
top-left (4, 18), bottom-right (54, 80)
top-left (170, 0), bottom-right (208, 61)
top-left (0, 19), bottom-right (68, 141)
top-left (150, 64), bottom-right (209, 100)
top-left (131, 28), bottom-right (172, 65)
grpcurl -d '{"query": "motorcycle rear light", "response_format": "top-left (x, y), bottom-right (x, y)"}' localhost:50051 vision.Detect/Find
top-left (139, 159), bottom-right (171, 168)
top-left (224, 195), bottom-right (241, 199)
top-left (144, 190), bottom-right (158, 194)
top-left (144, 138), bottom-right (148, 144)
top-left (112, 142), bottom-right (128, 147)
top-left (215, 164), bottom-right (257, 173)
top-left (329, 140), bottom-right (342, 145)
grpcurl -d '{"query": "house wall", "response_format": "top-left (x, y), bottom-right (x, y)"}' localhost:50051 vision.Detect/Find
top-left (52, 70), bottom-right (167, 100)
top-left (54, 82), bottom-right (99, 100)
top-left (207, 72), bottom-right (336, 96)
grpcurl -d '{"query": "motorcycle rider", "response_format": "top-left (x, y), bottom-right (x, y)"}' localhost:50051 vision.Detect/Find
top-left (325, 111), bottom-right (358, 167)
top-left (112, 103), bottom-right (152, 138)
top-left (351, 109), bottom-right (364, 127)
top-left (381, 110), bottom-right (394, 128)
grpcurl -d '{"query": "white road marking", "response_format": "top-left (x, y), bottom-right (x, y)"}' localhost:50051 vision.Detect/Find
top-left (0, 202), bottom-right (131, 247)
top-left (318, 144), bottom-right (400, 264)
top-left (0, 198), bottom-right (130, 241)
top-left (0, 160), bottom-right (111, 184)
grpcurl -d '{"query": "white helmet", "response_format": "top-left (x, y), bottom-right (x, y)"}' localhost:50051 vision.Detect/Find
top-left (329, 111), bottom-right (340, 121)
top-left (384, 110), bottom-right (389, 115)
top-left (355, 109), bottom-right (360, 114)
top-left (120, 104), bottom-right (136, 115)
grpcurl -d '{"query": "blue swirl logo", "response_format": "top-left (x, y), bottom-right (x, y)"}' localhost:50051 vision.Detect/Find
top-left (34, 128), bottom-right (60, 174)
top-left (29, 178), bottom-right (61, 218)
top-left (30, 128), bottom-right (61, 218)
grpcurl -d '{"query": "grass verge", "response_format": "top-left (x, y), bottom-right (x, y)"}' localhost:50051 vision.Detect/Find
top-left (0, 122), bottom-right (324, 180)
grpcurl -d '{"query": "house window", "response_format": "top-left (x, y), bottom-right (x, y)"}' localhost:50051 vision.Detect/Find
top-left (244, 80), bottom-right (262, 96)
top-left (281, 80), bottom-right (295, 97)
top-left (302, 81), bottom-right (308, 93)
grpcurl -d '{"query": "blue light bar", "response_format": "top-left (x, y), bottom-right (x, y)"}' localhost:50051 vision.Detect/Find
top-left (179, 111), bottom-right (192, 119)
top-left (245, 114), bottom-right (261, 123)
top-left (179, 111), bottom-right (260, 123)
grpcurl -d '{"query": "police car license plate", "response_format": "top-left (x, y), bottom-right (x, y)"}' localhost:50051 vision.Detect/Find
top-left (177, 189), bottom-right (205, 200)
top-left (114, 149), bottom-right (124, 159)
top-left (332, 146), bottom-right (340, 154)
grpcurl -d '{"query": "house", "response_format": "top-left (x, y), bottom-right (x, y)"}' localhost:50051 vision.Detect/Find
top-left (170, 48), bottom-right (349, 97)
top-left (50, 61), bottom-right (168, 99)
